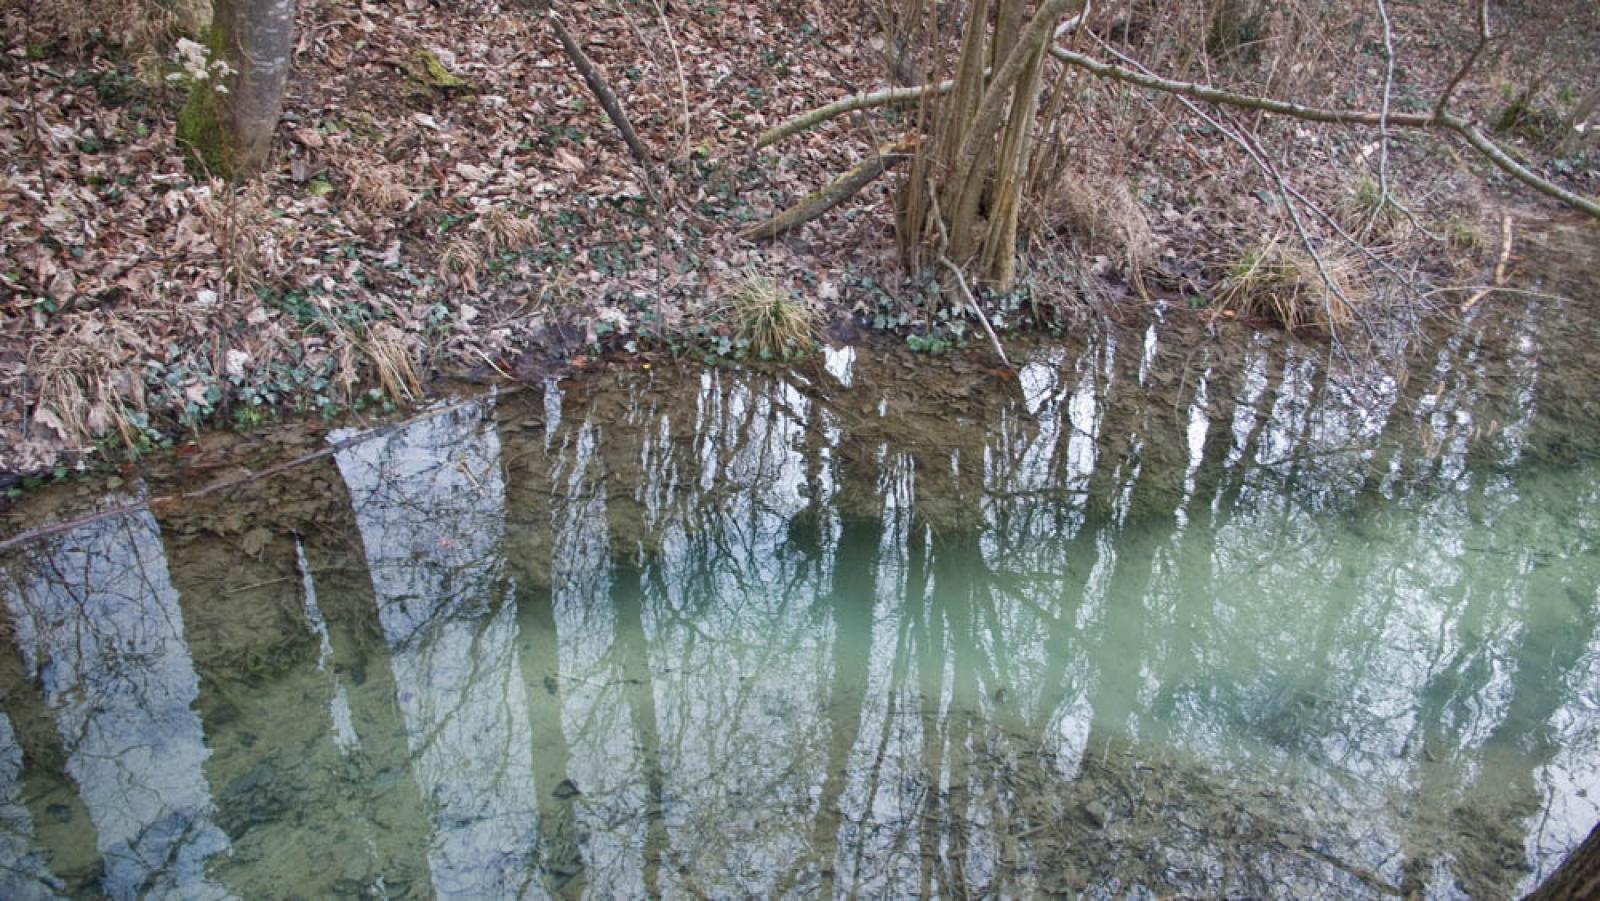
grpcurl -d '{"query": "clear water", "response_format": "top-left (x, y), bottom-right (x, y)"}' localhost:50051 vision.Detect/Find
top-left (1, 303), bottom-right (1598, 899)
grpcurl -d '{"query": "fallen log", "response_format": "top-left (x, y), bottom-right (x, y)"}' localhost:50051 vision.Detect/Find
top-left (741, 136), bottom-right (916, 241)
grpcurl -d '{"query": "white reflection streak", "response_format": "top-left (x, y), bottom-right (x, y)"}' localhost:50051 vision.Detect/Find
top-left (1, 502), bottom-right (230, 900)
top-left (295, 539), bottom-right (360, 756)
top-left (838, 452), bottom-right (925, 896)
top-left (545, 414), bottom-right (647, 899)
top-left (333, 400), bottom-right (544, 900)
top-left (1175, 369), bottom-right (1211, 529)
top-left (824, 345), bottom-right (856, 388)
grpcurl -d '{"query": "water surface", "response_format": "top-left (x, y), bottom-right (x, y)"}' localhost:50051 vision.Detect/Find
top-left (2, 302), bottom-right (1599, 899)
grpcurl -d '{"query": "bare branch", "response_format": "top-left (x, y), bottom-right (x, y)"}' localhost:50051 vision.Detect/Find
top-left (546, 9), bottom-right (654, 168)
top-left (927, 180), bottom-right (1014, 372)
top-left (751, 9), bottom-right (1093, 151)
top-left (1433, 0), bottom-right (1491, 120)
top-left (755, 81), bottom-right (955, 150)
top-left (1046, 44), bottom-right (1600, 220)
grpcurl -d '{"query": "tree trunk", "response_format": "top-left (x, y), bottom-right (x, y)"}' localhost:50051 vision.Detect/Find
top-left (900, 0), bottom-right (1083, 288)
top-left (1526, 823), bottom-right (1600, 900)
top-left (178, 0), bottom-right (295, 177)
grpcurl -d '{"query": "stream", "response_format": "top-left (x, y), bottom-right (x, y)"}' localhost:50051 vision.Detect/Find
top-left (2, 265), bottom-right (1599, 897)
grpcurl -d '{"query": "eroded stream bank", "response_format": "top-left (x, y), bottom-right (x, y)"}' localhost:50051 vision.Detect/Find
top-left (1, 294), bottom-right (1598, 898)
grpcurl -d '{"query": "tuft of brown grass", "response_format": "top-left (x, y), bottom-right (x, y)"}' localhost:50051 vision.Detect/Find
top-left (1042, 176), bottom-right (1156, 292)
top-left (31, 0), bottom-right (189, 51)
top-left (347, 162), bottom-right (416, 215)
top-left (1213, 236), bottom-right (1361, 332)
top-left (480, 206), bottom-right (536, 252)
top-left (730, 275), bottom-right (814, 360)
top-left (437, 239), bottom-right (483, 290)
top-left (1339, 174), bottom-right (1412, 243)
top-left (29, 317), bottom-right (153, 452)
top-left (198, 180), bottom-right (276, 293)
top-left (359, 322), bottom-right (422, 403)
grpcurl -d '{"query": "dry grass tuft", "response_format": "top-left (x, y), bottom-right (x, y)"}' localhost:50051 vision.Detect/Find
top-left (480, 206), bottom-right (536, 252)
top-left (198, 180), bottom-right (277, 292)
top-left (1213, 236), bottom-right (1361, 332)
top-left (31, 0), bottom-right (189, 51)
top-left (1042, 176), bottom-right (1156, 290)
top-left (730, 275), bottom-right (814, 360)
top-left (358, 322), bottom-right (423, 403)
top-left (347, 162), bottom-right (416, 215)
top-left (437, 239), bottom-right (483, 290)
top-left (1339, 174), bottom-right (1412, 243)
top-left (29, 317), bottom-right (153, 452)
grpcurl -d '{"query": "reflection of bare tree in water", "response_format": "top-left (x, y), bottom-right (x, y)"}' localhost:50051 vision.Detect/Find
top-left (158, 455), bottom-right (433, 898)
top-left (3, 304), bottom-right (1597, 897)
top-left (0, 508), bottom-right (230, 899)
top-left (806, 511), bottom-right (879, 893)
top-left (513, 580), bottom-right (586, 897)
top-left (0, 609), bottom-right (89, 896)
top-left (1402, 470), bottom-right (1600, 896)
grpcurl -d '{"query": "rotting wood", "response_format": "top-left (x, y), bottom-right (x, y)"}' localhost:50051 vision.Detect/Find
top-left (741, 137), bottom-right (917, 241)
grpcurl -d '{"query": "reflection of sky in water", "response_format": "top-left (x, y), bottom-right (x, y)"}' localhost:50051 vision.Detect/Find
top-left (0, 502), bottom-right (229, 900)
top-left (0, 307), bottom-right (1596, 898)
top-left (334, 399), bottom-right (545, 900)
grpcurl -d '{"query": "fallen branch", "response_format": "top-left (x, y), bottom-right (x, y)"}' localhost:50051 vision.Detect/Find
top-left (927, 180), bottom-right (1014, 373)
top-left (755, 82), bottom-right (956, 150)
top-left (1045, 45), bottom-right (1600, 221)
top-left (752, 23), bottom-right (1599, 221)
top-left (742, 137), bottom-right (916, 240)
top-left (545, 9), bottom-right (653, 168)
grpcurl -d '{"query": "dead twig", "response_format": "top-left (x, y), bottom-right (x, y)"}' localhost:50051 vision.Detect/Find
top-left (1433, 0), bottom-right (1491, 121)
top-left (927, 179), bottom-right (1014, 373)
top-left (1461, 213), bottom-right (1514, 311)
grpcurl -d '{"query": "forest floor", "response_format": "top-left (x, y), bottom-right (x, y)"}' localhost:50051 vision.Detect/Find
top-left (1, 0), bottom-right (1598, 484)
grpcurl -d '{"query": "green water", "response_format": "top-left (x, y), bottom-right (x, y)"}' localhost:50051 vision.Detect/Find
top-left (1, 304), bottom-right (1598, 899)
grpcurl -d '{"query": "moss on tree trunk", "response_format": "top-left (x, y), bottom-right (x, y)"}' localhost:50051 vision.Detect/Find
top-left (176, 25), bottom-right (237, 175)
top-left (176, 0), bottom-right (295, 178)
